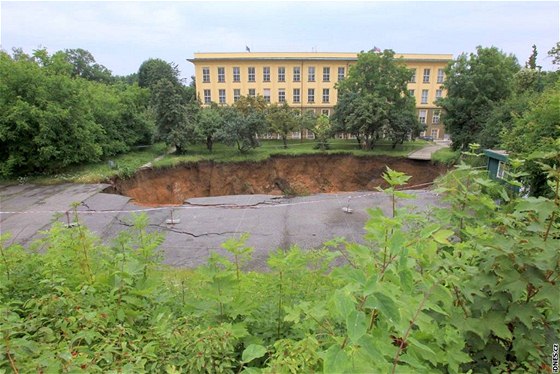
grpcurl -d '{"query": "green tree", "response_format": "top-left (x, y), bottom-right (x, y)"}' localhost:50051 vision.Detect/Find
top-left (438, 46), bottom-right (520, 150)
top-left (0, 51), bottom-right (104, 176)
top-left (138, 58), bottom-right (180, 89)
top-left (266, 103), bottom-right (298, 148)
top-left (63, 48), bottom-right (113, 83)
top-left (501, 82), bottom-right (560, 196)
top-left (151, 79), bottom-right (195, 154)
top-left (547, 41), bottom-right (560, 67)
top-left (219, 106), bottom-right (266, 153)
top-left (333, 49), bottom-right (416, 150)
top-left (525, 44), bottom-right (539, 70)
top-left (196, 106), bottom-right (223, 152)
top-left (311, 114), bottom-right (332, 150)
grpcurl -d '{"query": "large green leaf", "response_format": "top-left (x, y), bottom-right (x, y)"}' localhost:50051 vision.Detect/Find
top-left (346, 310), bottom-right (367, 343)
top-left (241, 344), bottom-right (267, 363)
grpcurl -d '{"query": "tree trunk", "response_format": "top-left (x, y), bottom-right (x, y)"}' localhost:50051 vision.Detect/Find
top-left (282, 136), bottom-right (288, 149)
top-left (206, 136), bottom-right (213, 152)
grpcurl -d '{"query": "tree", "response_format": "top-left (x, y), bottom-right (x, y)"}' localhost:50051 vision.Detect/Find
top-left (62, 48), bottom-right (113, 83)
top-left (438, 46), bottom-right (520, 150)
top-left (547, 41), bottom-right (560, 67)
top-left (151, 79), bottom-right (196, 154)
top-left (311, 114), bottom-right (332, 150)
top-left (196, 106), bottom-right (223, 152)
top-left (525, 44), bottom-right (539, 70)
top-left (219, 106), bottom-right (267, 153)
top-left (266, 103), bottom-right (298, 148)
top-left (0, 51), bottom-right (104, 176)
top-left (138, 58), bottom-right (180, 89)
top-left (333, 49), bottom-right (417, 150)
top-left (501, 82), bottom-right (560, 196)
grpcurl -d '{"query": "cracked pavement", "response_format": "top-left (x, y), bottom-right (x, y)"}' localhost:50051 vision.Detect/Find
top-left (1, 184), bottom-right (444, 270)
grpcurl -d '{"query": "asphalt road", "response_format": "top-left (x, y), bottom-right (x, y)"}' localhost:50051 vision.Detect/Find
top-left (1, 184), bottom-right (444, 270)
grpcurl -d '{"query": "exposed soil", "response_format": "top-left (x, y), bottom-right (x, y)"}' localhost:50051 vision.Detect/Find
top-left (107, 155), bottom-right (448, 205)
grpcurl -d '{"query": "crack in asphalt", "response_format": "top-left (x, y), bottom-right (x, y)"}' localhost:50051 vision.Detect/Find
top-left (115, 217), bottom-right (241, 238)
top-left (183, 197), bottom-right (285, 209)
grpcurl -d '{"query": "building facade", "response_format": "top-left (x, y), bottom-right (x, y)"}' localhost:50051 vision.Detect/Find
top-left (188, 52), bottom-right (452, 140)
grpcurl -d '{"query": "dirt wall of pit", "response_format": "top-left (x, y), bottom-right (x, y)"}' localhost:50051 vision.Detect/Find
top-left (109, 155), bottom-right (448, 205)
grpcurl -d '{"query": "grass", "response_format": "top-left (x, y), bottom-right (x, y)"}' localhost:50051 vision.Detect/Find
top-left (1, 139), bottom-right (431, 185)
top-left (1, 143), bottom-right (168, 185)
top-left (431, 147), bottom-right (461, 166)
top-left (153, 139), bottom-right (430, 168)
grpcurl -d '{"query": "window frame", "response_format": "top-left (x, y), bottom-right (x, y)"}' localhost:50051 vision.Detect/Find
top-left (263, 66), bottom-right (271, 82)
top-left (248, 67), bottom-right (255, 82)
top-left (278, 67), bottom-right (285, 82)
top-left (423, 68), bottom-right (430, 83)
top-left (202, 67), bottom-right (210, 83)
top-left (218, 67), bottom-right (225, 83)
top-left (308, 66), bottom-right (315, 82)
top-left (233, 67), bottom-right (240, 82)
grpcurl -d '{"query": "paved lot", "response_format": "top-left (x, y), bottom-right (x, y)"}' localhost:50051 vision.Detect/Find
top-left (1, 184), bottom-right (443, 270)
top-left (408, 140), bottom-right (451, 160)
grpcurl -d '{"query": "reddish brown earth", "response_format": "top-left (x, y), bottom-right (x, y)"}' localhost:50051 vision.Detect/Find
top-left (108, 155), bottom-right (448, 205)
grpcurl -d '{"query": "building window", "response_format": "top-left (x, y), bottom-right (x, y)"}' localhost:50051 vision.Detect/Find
top-left (410, 69), bottom-right (416, 83)
top-left (408, 89), bottom-right (415, 97)
top-left (306, 129), bottom-right (315, 139)
top-left (308, 88), bottom-right (315, 103)
top-left (233, 67), bottom-right (240, 82)
top-left (323, 67), bottom-right (330, 82)
top-left (219, 89), bottom-right (226, 104)
top-left (308, 66), bottom-right (315, 82)
top-left (293, 88), bottom-right (300, 103)
top-left (431, 129), bottom-right (439, 139)
top-left (423, 68), bottom-right (430, 83)
top-left (263, 88), bottom-right (271, 102)
top-left (421, 89), bottom-right (429, 104)
top-left (202, 67), bottom-right (210, 83)
top-left (435, 89), bottom-right (443, 99)
top-left (278, 89), bottom-right (286, 103)
top-left (292, 131), bottom-right (301, 139)
top-left (278, 67), bottom-right (285, 82)
top-left (293, 66), bottom-right (300, 82)
top-left (248, 88), bottom-right (256, 97)
top-left (418, 110), bottom-right (427, 124)
top-left (432, 110), bottom-right (441, 124)
top-left (322, 88), bottom-right (329, 103)
top-left (321, 109), bottom-right (330, 117)
top-left (203, 89), bottom-right (211, 104)
top-left (263, 67), bottom-right (270, 82)
top-left (218, 67), bottom-right (225, 83)
top-left (338, 67), bottom-right (345, 81)
top-left (233, 89), bottom-right (241, 102)
top-left (437, 68), bottom-right (445, 84)
top-left (248, 67), bottom-right (255, 82)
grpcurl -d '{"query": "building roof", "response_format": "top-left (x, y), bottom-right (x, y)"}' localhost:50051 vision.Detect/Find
top-left (484, 149), bottom-right (510, 162)
top-left (188, 52), bottom-right (454, 64)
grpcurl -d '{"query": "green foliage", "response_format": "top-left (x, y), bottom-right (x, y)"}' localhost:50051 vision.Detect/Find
top-left (219, 105), bottom-right (267, 153)
top-left (137, 58), bottom-right (180, 89)
top-left (501, 82), bottom-right (560, 196)
top-left (431, 148), bottom-right (460, 166)
top-left (266, 103), bottom-right (298, 149)
top-left (196, 106), bottom-right (223, 152)
top-left (333, 49), bottom-right (419, 150)
top-left (2, 155), bottom-right (559, 372)
top-left (0, 48), bottom-right (155, 178)
top-left (439, 46), bottom-right (520, 150)
top-left (312, 114), bottom-right (332, 150)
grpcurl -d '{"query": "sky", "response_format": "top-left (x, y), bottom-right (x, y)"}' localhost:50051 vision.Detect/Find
top-left (1, 1), bottom-right (559, 82)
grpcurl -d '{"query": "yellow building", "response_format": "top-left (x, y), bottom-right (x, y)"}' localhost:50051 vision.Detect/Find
top-left (188, 52), bottom-right (452, 140)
